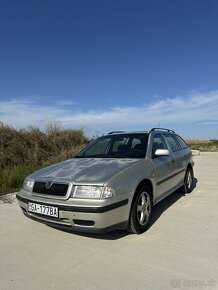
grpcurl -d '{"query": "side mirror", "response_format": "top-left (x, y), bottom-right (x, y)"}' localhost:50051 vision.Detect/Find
top-left (154, 149), bottom-right (170, 157)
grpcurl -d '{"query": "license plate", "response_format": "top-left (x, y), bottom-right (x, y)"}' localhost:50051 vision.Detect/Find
top-left (28, 202), bottom-right (58, 218)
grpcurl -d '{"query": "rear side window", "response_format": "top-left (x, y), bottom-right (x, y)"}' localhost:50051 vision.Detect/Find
top-left (164, 134), bottom-right (181, 152)
top-left (175, 135), bottom-right (188, 149)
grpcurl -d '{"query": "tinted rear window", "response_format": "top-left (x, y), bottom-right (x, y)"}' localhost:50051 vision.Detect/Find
top-left (164, 134), bottom-right (181, 152)
top-left (175, 135), bottom-right (188, 149)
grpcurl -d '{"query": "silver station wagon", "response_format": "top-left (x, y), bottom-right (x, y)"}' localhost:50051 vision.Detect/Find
top-left (17, 128), bottom-right (194, 234)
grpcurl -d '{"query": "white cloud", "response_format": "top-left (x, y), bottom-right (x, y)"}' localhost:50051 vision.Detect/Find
top-left (0, 98), bottom-right (68, 127)
top-left (58, 91), bottom-right (218, 130)
top-left (0, 91), bottom-right (218, 133)
top-left (199, 121), bottom-right (218, 125)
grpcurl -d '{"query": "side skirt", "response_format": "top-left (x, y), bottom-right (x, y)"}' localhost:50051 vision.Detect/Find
top-left (153, 181), bottom-right (184, 205)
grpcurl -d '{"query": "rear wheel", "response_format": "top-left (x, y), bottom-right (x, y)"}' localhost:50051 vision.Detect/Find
top-left (128, 186), bottom-right (152, 234)
top-left (182, 167), bottom-right (194, 193)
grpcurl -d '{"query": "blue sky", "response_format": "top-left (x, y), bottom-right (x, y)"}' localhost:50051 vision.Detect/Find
top-left (0, 0), bottom-right (218, 139)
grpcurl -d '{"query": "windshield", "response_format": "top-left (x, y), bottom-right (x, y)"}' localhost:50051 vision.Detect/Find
top-left (75, 133), bottom-right (148, 158)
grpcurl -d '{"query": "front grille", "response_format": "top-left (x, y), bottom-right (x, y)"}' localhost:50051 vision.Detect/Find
top-left (33, 181), bottom-right (69, 197)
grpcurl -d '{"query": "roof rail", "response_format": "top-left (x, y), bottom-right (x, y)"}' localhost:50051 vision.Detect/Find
top-left (150, 128), bottom-right (175, 133)
top-left (108, 131), bottom-right (126, 134)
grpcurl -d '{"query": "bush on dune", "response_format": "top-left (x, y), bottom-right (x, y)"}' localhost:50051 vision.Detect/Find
top-left (186, 139), bottom-right (218, 152)
top-left (0, 122), bottom-right (90, 195)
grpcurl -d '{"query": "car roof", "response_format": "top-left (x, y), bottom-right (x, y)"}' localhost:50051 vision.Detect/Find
top-left (107, 131), bottom-right (149, 135)
top-left (107, 128), bottom-right (175, 135)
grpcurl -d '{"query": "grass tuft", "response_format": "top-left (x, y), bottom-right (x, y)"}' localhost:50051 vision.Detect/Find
top-left (186, 139), bottom-right (218, 152)
top-left (0, 122), bottom-right (89, 195)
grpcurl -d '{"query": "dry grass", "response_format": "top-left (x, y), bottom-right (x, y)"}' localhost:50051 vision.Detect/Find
top-left (186, 139), bottom-right (218, 152)
top-left (0, 122), bottom-right (90, 195)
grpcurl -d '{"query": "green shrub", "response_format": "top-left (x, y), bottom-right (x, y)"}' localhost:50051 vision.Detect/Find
top-left (0, 164), bottom-right (37, 194)
top-left (0, 122), bottom-right (90, 195)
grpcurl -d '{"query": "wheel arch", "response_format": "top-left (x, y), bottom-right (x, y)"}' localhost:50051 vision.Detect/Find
top-left (182, 163), bottom-right (194, 193)
top-left (186, 163), bottom-right (194, 175)
top-left (133, 179), bottom-right (154, 205)
top-left (127, 178), bottom-right (154, 233)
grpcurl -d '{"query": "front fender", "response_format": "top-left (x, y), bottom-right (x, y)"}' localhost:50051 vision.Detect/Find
top-left (105, 159), bottom-right (156, 201)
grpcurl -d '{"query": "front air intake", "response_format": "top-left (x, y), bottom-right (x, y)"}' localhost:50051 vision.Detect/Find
top-left (33, 181), bottom-right (69, 197)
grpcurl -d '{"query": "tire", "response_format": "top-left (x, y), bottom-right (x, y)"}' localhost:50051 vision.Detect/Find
top-left (128, 186), bottom-right (153, 234)
top-left (182, 167), bottom-right (194, 193)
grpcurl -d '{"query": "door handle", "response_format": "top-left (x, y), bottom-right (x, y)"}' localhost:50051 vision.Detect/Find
top-left (172, 159), bottom-right (176, 163)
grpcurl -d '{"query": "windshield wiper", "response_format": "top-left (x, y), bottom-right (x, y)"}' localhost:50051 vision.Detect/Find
top-left (110, 154), bottom-right (130, 158)
top-left (75, 155), bottom-right (108, 158)
top-left (74, 155), bottom-right (85, 158)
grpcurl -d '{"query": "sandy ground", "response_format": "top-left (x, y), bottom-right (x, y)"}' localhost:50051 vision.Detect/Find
top-left (0, 152), bottom-right (218, 290)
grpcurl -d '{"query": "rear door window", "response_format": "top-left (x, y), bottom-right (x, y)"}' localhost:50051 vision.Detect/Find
top-left (175, 135), bottom-right (188, 149)
top-left (164, 134), bottom-right (181, 152)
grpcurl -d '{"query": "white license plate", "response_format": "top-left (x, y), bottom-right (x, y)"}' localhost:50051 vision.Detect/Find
top-left (28, 202), bottom-right (58, 218)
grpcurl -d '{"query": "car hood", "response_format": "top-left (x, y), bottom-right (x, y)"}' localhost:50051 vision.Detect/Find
top-left (28, 158), bottom-right (141, 185)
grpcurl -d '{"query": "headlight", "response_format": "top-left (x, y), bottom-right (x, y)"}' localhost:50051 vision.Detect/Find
top-left (72, 186), bottom-right (115, 199)
top-left (22, 179), bottom-right (34, 192)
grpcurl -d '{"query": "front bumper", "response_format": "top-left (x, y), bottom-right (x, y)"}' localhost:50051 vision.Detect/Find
top-left (16, 191), bottom-right (130, 233)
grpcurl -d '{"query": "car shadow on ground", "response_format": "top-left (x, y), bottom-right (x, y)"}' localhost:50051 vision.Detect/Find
top-left (150, 177), bottom-right (198, 227)
top-left (53, 177), bottom-right (198, 241)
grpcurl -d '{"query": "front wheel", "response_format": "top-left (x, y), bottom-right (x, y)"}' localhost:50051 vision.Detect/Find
top-left (182, 167), bottom-right (194, 193)
top-left (128, 186), bottom-right (153, 234)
